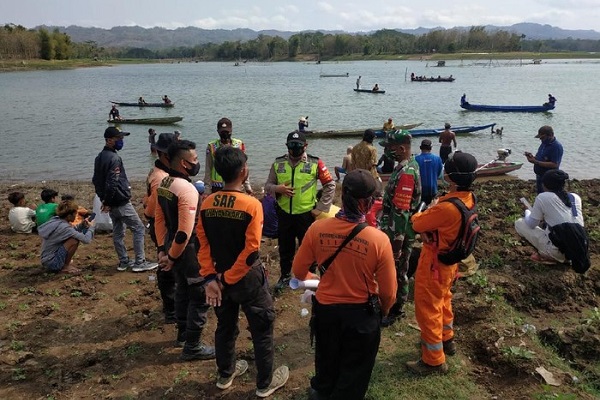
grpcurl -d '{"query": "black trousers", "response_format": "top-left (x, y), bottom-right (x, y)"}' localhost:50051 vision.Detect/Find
top-left (440, 146), bottom-right (452, 164)
top-left (311, 301), bottom-right (381, 400)
top-left (173, 237), bottom-right (209, 349)
top-left (215, 263), bottom-right (275, 390)
top-left (148, 217), bottom-right (176, 319)
top-left (276, 207), bottom-right (314, 277)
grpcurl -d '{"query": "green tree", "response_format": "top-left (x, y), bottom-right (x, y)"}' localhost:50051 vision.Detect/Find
top-left (39, 28), bottom-right (55, 60)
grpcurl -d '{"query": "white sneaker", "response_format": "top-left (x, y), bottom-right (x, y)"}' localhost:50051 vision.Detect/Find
top-left (117, 260), bottom-right (134, 272)
top-left (256, 365), bottom-right (289, 398)
top-left (216, 359), bottom-right (248, 389)
top-left (131, 260), bottom-right (158, 272)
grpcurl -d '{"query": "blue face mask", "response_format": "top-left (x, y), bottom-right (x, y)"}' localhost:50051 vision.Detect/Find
top-left (114, 139), bottom-right (124, 151)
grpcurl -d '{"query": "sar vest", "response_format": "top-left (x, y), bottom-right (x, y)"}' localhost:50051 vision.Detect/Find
top-left (274, 155), bottom-right (319, 214)
top-left (208, 138), bottom-right (244, 184)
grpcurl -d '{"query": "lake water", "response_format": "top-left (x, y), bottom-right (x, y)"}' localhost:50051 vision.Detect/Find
top-left (2, 59), bottom-right (599, 186)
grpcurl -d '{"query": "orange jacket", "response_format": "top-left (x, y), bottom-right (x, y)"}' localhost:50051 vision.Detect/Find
top-left (292, 218), bottom-right (397, 314)
top-left (144, 162), bottom-right (169, 219)
top-left (196, 190), bottom-right (263, 285)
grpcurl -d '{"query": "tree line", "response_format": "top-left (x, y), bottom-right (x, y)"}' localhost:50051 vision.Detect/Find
top-left (3, 23), bottom-right (600, 61)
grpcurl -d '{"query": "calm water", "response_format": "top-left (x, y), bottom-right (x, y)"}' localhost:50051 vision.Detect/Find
top-left (1, 60), bottom-right (599, 186)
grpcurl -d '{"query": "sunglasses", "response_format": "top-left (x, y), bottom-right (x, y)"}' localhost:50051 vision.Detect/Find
top-left (287, 142), bottom-right (305, 149)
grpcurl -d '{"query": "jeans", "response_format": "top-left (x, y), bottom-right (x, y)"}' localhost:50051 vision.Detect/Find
top-left (109, 202), bottom-right (146, 263)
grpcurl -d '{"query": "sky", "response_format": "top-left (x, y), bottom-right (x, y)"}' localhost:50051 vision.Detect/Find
top-left (3, 0), bottom-right (600, 33)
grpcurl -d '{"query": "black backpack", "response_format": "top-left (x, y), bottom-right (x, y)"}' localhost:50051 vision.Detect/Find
top-left (438, 195), bottom-right (480, 265)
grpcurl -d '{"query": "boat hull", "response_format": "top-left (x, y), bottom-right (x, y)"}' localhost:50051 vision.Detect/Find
top-left (320, 73), bottom-right (349, 77)
top-left (461, 103), bottom-right (554, 112)
top-left (475, 162), bottom-right (523, 177)
top-left (407, 123), bottom-right (496, 137)
top-left (111, 102), bottom-right (174, 108)
top-left (411, 77), bottom-right (455, 82)
top-left (354, 89), bottom-right (386, 94)
top-left (107, 117), bottom-right (183, 125)
top-left (304, 123), bottom-right (422, 138)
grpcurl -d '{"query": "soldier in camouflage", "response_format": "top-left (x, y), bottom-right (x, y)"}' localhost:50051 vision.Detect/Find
top-left (378, 130), bottom-right (421, 327)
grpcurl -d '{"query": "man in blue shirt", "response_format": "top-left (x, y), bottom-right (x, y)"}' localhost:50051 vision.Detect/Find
top-left (525, 125), bottom-right (563, 193)
top-left (415, 139), bottom-right (443, 205)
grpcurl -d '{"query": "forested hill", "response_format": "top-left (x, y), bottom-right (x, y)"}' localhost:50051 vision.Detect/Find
top-left (43, 23), bottom-right (600, 50)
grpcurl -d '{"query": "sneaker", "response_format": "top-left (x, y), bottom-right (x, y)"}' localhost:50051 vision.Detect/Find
top-left (405, 359), bottom-right (448, 376)
top-left (131, 260), bottom-right (159, 272)
top-left (256, 365), bottom-right (289, 398)
top-left (443, 339), bottom-right (457, 356)
top-left (180, 344), bottom-right (216, 361)
top-left (216, 359), bottom-right (249, 389)
top-left (117, 260), bottom-right (134, 272)
top-left (273, 275), bottom-right (291, 292)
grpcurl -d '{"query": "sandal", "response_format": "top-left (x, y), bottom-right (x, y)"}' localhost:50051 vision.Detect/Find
top-left (530, 253), bottom-right (556, 265)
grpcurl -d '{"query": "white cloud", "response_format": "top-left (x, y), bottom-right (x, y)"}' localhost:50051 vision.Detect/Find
top-left (317, 2), bottom-right (335, 13)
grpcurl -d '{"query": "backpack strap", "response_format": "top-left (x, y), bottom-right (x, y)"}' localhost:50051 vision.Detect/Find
top-left (318, 222), bottom-right (368, 275)
top-left (568, 193), bottom-right (578, 218)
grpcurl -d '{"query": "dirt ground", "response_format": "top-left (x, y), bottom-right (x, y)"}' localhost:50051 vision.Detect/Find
top-left (0, 178), bottom-right (598, 399)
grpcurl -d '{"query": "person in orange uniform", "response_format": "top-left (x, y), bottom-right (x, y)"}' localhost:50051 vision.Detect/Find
top-left (154, 140), bottom-right (215, 361)
top-left (143, 133), bottom-right (177, 324)
top-left (407, 151), bottom-right (478, 375)
top-left (293, 169), bottom-right (397, 400)
top-left (197, 146), bottom-right (289, 398)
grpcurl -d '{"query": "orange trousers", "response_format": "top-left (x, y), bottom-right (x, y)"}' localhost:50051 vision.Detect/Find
top-left (414, 247), bottom-right (457, 366)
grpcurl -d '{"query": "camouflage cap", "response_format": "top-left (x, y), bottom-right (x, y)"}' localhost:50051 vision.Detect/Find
top-left (379, 129), bottom-right (412, 147)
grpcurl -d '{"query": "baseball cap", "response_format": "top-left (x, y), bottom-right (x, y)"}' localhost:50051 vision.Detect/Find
top-left (420, 139), bottom-right (432, 149)
top-left (287, 130), bottom-right (306, 144)
top-left (104, 126), bottom-right (130, 139)
top-left (153, 133), bottom-right (175, 153)
top-left (217, 117), bottom-right (232, 134)
top-left (379, 130), bottom-right (411, 147)
top-left (535, 125), bottom-right (553, 138)
top-left (444, 151), bottom-right (478, 188)
top-left (342, 169), bottom-right (377, 199)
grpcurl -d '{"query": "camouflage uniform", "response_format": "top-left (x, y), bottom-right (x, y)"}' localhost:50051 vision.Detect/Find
top-left (379, 149), bottom-right (421, 318)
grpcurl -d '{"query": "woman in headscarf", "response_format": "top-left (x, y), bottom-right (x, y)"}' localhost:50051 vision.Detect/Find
top-left (514, 169), bottom-right (584, 263)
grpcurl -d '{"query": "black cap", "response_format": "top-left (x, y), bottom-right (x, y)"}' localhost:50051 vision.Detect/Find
top-left (342, 169), bottom-right (376, 199)
top-left (535, 125), bottom-right (553, 139)
top-left (104, 126), bottom-right (130, 139)
top-left (217, 117), bottom-right (232, 134)
top-left (287, 130), bottom-right (306, 144)
top-left (420, 139), bottom-right (432, 149)
top-left (444, 151), bottom-right (478, 188)
top-left (153, 133), bottom-right (175, 153)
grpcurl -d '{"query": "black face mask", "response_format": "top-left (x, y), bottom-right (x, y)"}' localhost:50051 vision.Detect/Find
top-left (287, 143), bottom-right (305, 158)
top-left (219, 132), bottom-right (231, 142)
top-left (183, 160), bottom-right (200, 177)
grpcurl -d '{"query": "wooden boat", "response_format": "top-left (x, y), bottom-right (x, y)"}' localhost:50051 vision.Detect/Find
top-left (460, 100), bottom-right (554, 112)
top-left (304, 123), bottom-right (422, 138)
top-left (354, 88), bottom-right (386, 94)
top-left (111, 101), bottom-right (174, 108)
top-left (320, 73), bottom-right (349, 78)
top-left (475, 162), bottom-right (523, 177)
top-left (407, 123), bottom-right (496, 137)
top-left (107, 116), bottom-right (183, 125)
top-left (411, 76), bottom-right (455, 82)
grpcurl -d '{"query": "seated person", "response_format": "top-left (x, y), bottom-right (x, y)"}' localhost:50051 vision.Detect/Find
top-left (372, 84), bottom-right (379, 91)
top-left (109, 105), bottom-right (121, 121)
top-left (514, 169), bottom-right (583, 263)
top-left (61, 194), bottom-right (90, 227)
top-left (162, 95), bottom-right (172, 104)
top-left (334, 146), bottom-right (353, 181)
top-left (36, 188), bottom-right (59, 226)
top-left (8, 191), bottom-right (36, 233)
top-left (377, 153), bottom-right (395, 174)
top-left (298, 116), bottom-right (309, 132)
top-left (138, 96), bottom-right (147, 105)
top-left (39, 199), bottom-right (95, 274)
top-left (383, 117), bottom-right (395, 131)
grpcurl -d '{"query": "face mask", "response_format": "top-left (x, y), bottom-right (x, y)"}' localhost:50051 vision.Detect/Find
top-left (219, 133), bottom-right (231, 142)
top-left (287, 143), bottom-right (305, 158)
top-left (114, 139), bottom-right (124, 151)
top-left (183, 160), bottom-right (200, 176)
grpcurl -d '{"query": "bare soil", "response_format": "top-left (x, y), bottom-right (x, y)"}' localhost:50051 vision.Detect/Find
top-left (0, 178), bottom-right (598, 399)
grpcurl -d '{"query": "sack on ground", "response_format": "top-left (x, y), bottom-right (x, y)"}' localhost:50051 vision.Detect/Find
top-left (438, 196), bottom-right (480, 265)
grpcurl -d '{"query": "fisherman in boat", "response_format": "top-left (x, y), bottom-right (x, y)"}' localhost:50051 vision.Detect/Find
top-left (298, 116), bottom-right (309, 132)
top-left (372, 84), bottom-right (379, 92)
top-left (383, 117), bottom-right (395, 132)
top-left (356, 75), bottom-right (361, 89)
top-left (544, 94), bottom-right (557, 107)
top-left (460, 94), bottom-right (469, 106)
top-left (162, 95), bottom-right (172, 105)
top-left (108, 105), bottom-right (122, 121)
top-left (138, 97), bottom-right (147, 105)
top-left (411, 72), bottom-right (416, 81)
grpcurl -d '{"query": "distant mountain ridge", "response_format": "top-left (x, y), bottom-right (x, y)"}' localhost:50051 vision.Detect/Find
top-left (41, 23), bottom-right (600, 50)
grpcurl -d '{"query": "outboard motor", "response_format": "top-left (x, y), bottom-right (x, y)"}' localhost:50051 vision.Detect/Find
top-left (496, 148), bottom-right (511, 161)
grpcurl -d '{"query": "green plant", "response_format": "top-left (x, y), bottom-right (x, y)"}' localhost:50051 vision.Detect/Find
top-left (174, 369), bottom-right (189, 384)
top-left (502, 346), bottom-right (534, 360)
top-left (18, 303), bottom-right (29, 311)
top-left (84, 274), bottom-right (94, 281)
top-left (10, 340), bottom-right (25, 351)
top-left (12, 368), bottom-right (26, 381)
top-left (125, 343), bottom-right (142, 357)
top-left (582, 307), bottom-right (600, 327)
top-left (70, 290), bottom-right (83, 297)
top-left (116, 291), bottom-right (131, 301)
top-left (0, 301), bottom-right (6, 311)
top-left (128, 279), bottom-right (141, 285)
top-left (467, 272), bottom-right (488, 288)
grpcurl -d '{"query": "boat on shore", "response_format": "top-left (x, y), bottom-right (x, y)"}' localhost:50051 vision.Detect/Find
top-left (107, 116), bottom-right (183, 125)
top-left (460, 99), bottom-right (554, 112)
top-left (475, 161), bottom-right (523, 177)
top-left (354, 88), bottom-right (386, 94)
top-left (407, 123), bottom-right (496, 137)
top-left (304, 123), bottom-right (422, 138)
top-left (111, 101), bottom-right (174, 108)
top-left (320, 73), bottom-right (349, 78)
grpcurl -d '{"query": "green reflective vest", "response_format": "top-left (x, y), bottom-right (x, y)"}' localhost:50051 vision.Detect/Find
top-left (208, 138), bottom-right (244, 184)
top-left (274, 155), bottom-right (319, 214)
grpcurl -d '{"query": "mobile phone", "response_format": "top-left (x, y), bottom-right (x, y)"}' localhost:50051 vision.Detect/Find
top-left (519, 197), bottom-right (532, 210)
top-left (87, 212), bottom-right (96, 221)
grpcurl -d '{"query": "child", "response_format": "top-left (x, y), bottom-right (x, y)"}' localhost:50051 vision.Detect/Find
top-left (61, 194), bottom-right (90, 227)
top-left (39, 199), bottom-right (94, 274)
top-left (36, 189), bottom-right (59, 226)
top-left (407, 151), bottom-right (478, 375)
top-left (8, 191), bottom-right (36, 233)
